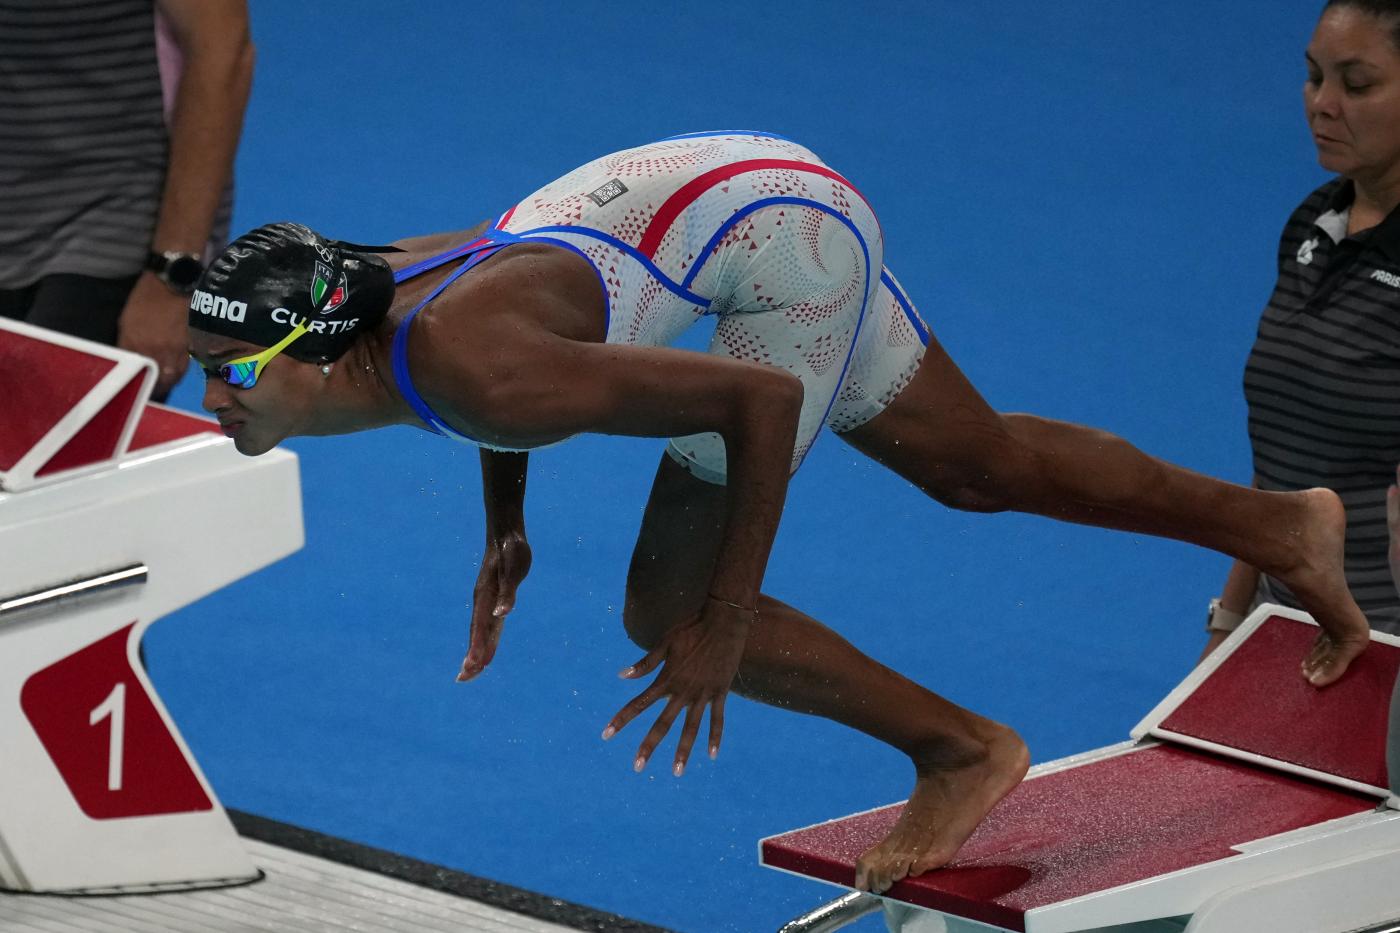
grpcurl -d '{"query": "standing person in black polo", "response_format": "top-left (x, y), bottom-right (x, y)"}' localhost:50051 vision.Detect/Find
top-left (1204, 0), bottom-right (1400, 657)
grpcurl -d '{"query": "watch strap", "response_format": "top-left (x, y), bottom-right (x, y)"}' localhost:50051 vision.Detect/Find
top-left (1205, 598), bottom-right (1246, 633)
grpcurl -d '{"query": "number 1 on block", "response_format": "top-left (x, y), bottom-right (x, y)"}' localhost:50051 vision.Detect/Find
top-left (89, 682), bottom-right (126, 792)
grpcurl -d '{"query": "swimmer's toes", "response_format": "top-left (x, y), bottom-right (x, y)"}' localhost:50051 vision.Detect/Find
top-left (910, 845), bottom-right (958, 879)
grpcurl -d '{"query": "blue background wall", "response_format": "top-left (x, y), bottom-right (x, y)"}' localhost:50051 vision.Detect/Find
top-left (150, 2), bottom-right (1334, 930)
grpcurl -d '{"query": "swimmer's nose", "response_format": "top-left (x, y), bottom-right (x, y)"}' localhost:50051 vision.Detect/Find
top-left (201, 378), bottom-right (234, 415)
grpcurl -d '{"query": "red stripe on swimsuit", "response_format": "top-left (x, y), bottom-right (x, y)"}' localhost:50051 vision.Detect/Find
top-left (635, 158), bottom-right (871, 258)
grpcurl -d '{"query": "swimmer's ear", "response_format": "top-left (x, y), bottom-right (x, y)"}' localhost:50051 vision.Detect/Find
top-left (327, 239), bottom-right (404, 253)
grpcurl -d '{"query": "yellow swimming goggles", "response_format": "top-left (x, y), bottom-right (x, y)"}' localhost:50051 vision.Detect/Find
top-left (211, 320), bottom-right (311, 390)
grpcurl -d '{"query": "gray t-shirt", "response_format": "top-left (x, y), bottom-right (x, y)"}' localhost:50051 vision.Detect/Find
top-left (1245, 177), bottom-right (1400, 636)
top-left (0, 0), bottom-right (168, 287)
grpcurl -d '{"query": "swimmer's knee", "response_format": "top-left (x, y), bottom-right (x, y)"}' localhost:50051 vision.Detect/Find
top-left (924, 477), bottom-right (1014, 514)
top-left (621, 596), bottom-right (688, 651)
top-left (913, 427), bottom-right (1026, 513)
top-left (622, 577), bottom-right (698, 651)
top-left (621, 596), bottom-right (664, 650)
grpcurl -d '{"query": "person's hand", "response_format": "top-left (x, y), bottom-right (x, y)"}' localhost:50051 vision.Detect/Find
top-left (602, 596), bottom-right (754, 776)
top-left (457, 529), bottom-right (531, 681)
top-left (117, 273), bottom-right (191, 399)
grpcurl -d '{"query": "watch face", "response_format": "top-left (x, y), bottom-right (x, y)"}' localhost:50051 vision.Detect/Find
top-left (166, 255), bottom-right (204, 289)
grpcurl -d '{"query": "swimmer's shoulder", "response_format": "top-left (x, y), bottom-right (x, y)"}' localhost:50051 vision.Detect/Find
top-left (426, 238), bottom-right (606, 346)
top-left (388, 221), bottom-right (493, 258)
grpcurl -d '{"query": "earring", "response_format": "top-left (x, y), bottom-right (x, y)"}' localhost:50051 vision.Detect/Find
top-left (320, 364), bottom-right (331, 376)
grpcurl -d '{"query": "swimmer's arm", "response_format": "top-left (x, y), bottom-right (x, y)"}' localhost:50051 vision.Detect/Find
top-left (427, 328), bottom-right (802, 757)
top-left (481, 449), bottom-right (528, 538)
top-left (460, 449), bottom-right (531, 681)
top-left (489, 338), bottom-right (803, 763)
top-left (475, 338), bottom-right (805, 609)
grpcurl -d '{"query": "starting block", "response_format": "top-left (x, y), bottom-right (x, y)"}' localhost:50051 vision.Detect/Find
top-left (0, 318), bottom-right (303, 893)
top-left (763, 606), bottom-right (1400, 933)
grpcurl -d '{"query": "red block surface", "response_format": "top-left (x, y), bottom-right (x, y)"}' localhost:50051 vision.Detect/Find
top-left (1158, 615), bottom-right (1398, 789)
top-left (0, 332), bottom-right (115, 471)
top-left (35, 371), bottom-right (144, 477)
top-left (761, 745), bottom-right (1376, 931)
top-left (129, 403), bottom-right (220, 452)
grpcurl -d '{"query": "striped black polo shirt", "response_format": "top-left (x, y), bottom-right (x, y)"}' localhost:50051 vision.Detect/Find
top-left (1245, 177), bottom-right (1400, 634)
top-left (0, 0), bottom-right (167, 288)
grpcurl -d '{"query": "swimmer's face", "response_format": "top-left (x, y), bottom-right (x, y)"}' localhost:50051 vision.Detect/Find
top-left (189, 329), bottom-right (324, 456)
top-left (1305, 7), bottom-right (1400, 180)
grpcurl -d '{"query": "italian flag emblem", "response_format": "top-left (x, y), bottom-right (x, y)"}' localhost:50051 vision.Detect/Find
top-left (311, 263), bottom-right (349, 312)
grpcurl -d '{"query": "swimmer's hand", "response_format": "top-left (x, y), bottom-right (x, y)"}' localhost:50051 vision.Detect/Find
top-left (602, 596), bottom-right (755, 776)
top-left (458, 529), bottom-right (531, 681)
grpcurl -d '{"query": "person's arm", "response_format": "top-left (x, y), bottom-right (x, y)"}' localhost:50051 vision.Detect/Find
top-left (421, 316), bottom-right (804, 767)
top-left (1199, 559), bottom-right (1260, 661)
top-left (120, 0), bottom-right (254, 397)
top-left (461, 337), bottom-right (804, 605)
top-left (458, 450), bottom-right (531, 680)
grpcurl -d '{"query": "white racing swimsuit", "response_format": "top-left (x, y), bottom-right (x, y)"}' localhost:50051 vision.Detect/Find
top-left (392, 131), bottom-right (931, 483)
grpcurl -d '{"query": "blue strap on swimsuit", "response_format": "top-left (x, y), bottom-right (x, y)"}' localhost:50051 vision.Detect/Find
top-left (390, 231), bottom-right (520, 439)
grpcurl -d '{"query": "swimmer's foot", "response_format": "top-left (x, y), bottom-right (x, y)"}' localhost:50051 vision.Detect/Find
top-left (854, 723), bottom-right (1029, 894)
top-left (1266, 488), bottom-right (1370, 686)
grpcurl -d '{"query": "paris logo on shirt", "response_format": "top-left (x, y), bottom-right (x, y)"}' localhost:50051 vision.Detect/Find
top-left (1297, 237), bottom-right (1319, 266)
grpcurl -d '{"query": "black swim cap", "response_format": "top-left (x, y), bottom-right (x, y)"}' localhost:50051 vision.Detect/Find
top-left (189, 222), bottom-right (396, 362)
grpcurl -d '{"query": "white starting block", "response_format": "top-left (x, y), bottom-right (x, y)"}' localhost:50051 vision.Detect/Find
top-left (0, 318), bottom-right (303, 894)
top-left (763, 606), bottom-right (1400, 933)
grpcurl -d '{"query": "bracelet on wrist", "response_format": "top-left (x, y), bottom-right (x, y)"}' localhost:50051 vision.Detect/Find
top-left (707, 594), bottom-right (758, 614)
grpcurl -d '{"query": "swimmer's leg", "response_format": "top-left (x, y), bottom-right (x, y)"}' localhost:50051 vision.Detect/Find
top-left (838, 330), bottom-right (1368, 684)
top-left (624, 454), bottom-right (1029, 893)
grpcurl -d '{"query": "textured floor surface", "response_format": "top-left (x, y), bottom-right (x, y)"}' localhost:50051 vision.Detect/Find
top-left (0, 838), bottom-right (586, 933)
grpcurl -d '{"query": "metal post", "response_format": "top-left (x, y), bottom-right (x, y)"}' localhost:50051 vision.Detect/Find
top-left (778, 892), bottom-right (882, 933)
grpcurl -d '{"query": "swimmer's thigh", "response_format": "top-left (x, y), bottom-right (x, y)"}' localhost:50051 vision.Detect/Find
top-left (624, 453), bottom-right (728, 649)
top-left (669, 202), bottom-right (878, 483)
top-left (835, 268), bottom-right (1015, 499)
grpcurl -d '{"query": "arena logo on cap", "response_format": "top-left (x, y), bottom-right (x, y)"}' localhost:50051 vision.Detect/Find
top-left (189, 289), bottom-right (248, 322)
top-left (311, 263), bottom-right (349, 314)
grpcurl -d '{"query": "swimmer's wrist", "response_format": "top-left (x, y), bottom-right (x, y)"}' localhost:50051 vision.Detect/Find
top-left (707, 593), bottom-right (758, 615)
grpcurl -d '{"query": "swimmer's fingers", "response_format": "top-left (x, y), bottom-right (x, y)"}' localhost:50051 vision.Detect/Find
top-left (602, 677), bottom-right (668, 741)
top-left (671, 704), bottom-right (706, 776)
top-left (460, 561), bottom-right (507, 681)
top-left (619, 642), bottom-right (665, 680)
top-left (632, 695), bottom-right (685, 773)
top-left (458, 606), bottom-right (503, 682)
top-left (707, 694), bottom-right (726, 761)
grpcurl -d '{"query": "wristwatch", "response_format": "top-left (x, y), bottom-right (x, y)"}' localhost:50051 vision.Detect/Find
top-left (145, 250), bottom-right (205, 294)
top-left (1205, 598), bottom-right (1246, 633)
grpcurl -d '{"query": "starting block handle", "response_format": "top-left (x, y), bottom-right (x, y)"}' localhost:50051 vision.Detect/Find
top-left (777, 892), bottom-right (882, 932)
top-left (0, 564), bottom-right (147, 622)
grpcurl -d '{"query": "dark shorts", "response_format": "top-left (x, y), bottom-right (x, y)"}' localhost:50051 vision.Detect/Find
top-left (0, 273), bottom-right (139, 348)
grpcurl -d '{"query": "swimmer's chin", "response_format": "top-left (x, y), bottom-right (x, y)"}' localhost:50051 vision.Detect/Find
top-left (228, 432), bottom-right (280, 457)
